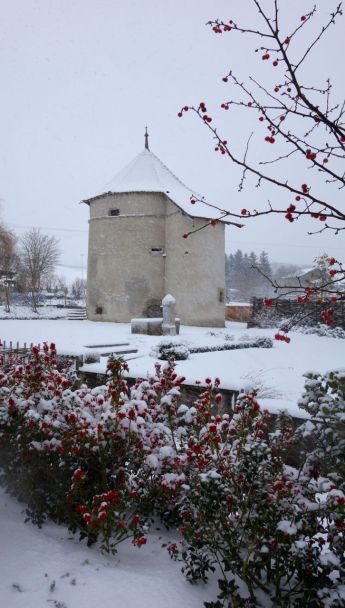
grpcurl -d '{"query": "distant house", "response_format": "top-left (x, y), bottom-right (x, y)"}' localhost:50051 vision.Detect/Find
top-left (280, 267), bottom-right (327, 293)
top-left (82, 134), bottom-right (232, 326)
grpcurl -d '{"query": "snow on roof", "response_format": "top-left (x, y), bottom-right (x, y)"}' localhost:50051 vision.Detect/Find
top-left (82, 148), bottom-right (232, 223)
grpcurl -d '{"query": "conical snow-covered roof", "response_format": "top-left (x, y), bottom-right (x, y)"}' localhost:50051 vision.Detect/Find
top-left (82, 147), bottom-right (231, 223)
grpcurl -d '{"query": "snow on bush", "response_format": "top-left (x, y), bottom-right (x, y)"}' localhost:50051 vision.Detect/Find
top-left (0, 344), bottom-right (344, 606)
top-left (151, 340), bottom-right (191, 360)
top-left (152, 337), bottom-right (273, 360)
top-left (298, 324), bottom-right (345, 339)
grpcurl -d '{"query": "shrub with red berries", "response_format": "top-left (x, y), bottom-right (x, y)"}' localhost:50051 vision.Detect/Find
top-left (1, 346), bottom-right (344, 605)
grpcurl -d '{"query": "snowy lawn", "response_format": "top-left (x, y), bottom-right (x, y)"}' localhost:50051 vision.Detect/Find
top-left (0, 487), bottom-right (217, 608)
top-left (0, 319), bottom-right (344, 418)
top-left (0, 305), bottom-right (72, 320)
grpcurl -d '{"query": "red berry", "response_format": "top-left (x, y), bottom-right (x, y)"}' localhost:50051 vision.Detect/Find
top-left (273, 60), bottom-right (278, 67)
top-left (301, 15), bottom-right (306, 21)
top-left (177, 112), bottom-right (183, 118)
top-left (241, 208), bottom-right (247, 215)
top-left (184, 106), bottom-right (188, 112)
top-left (222, 77), bottom-right (228, 82)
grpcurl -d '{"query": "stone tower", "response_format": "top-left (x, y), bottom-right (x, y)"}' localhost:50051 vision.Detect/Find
top-left (82, 136), bottom-right (227, 327)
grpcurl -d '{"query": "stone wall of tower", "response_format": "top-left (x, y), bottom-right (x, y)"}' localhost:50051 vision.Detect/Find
top-left (164, 200), bottom-right (225, 327)
top-left (87, 192), bottom-right (167, 322)
top-left (86, 192), bottom-right (225, 326)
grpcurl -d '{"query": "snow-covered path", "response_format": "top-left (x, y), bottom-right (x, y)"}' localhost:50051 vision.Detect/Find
top-left (0, 487), bottom-right (216, 608)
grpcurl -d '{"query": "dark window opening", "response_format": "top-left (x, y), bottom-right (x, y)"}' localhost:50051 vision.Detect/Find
top-left (218, 289), bottom-right (225, 304)
top-left (109, 209), bottom-right (120, 216)
top-left (96, 306), bottom-right (103, 314)
top-left (150, 247), bottom-right (164, 255)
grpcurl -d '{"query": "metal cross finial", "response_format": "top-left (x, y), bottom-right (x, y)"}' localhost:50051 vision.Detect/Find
top-left (144, 126), bottom-right (149, 150)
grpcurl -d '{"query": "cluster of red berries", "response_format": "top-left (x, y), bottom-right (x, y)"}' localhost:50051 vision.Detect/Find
top-left (264, 298), bottom-right (273, 308)
top-left (274, 333), bottom-right (291, 343)
top-left (321, 308), bottom-right (334, 326)
top-left (133, 536), bottom-right (147, 546)
top-left (221, 103), bottom-right (230, 110)
top-left (285, 204), bottom-right (296, 223)
top-left (262, 53), bottom-right (270, 60)
top-left (265, 125), bottom-right (276, 144)
top-left (210, 20), bottom-right (235, 34)
top-left (265, 136), bottom-right (276, 144)
top-left (305, 149), bottom-right (317, 161)
top-left (177, 106), bottom-right (189, 118)
top-left (214, 140), bottom-right (228, 155)
top-left (310, 212), bottom-right (327, 221)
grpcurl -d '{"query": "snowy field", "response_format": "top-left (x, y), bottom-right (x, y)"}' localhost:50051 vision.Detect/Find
top-left (0, 318), bottom-right (344, 419)
top-left (0, 487), bottom-right (217, 608)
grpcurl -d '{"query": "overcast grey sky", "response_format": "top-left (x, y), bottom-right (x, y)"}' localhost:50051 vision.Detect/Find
top-left (1, 0), bottom-right (344, 279)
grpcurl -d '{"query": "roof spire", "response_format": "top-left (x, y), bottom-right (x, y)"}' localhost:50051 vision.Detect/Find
top-left (144, 126), bottom-right (149, 150)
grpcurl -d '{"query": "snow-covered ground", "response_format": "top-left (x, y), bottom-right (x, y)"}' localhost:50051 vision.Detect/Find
top-left (0, 306), bottom-right (72, 320)
top-left (0, 486), bottom-right (216, 608)
top-left (0, 319), bottom-right (344, 419)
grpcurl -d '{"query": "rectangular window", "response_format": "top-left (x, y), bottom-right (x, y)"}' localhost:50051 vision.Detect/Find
top-left (218, 288), bottom-right (225, 304)
top-left (150, 247), bottom-right (164, 255)
top-left (109, 209), bottom-right (120, 216)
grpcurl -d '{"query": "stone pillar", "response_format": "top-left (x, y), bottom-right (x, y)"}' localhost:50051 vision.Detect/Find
top-left (161, 294), bottom-right (176, 335)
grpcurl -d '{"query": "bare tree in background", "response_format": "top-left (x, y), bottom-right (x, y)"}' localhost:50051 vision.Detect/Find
top-left (20, 228), bottom-right (60, 312)
top-left (0, 222), bottom-right (18, 313)
top-left (71, 277), bottom-right (86, 301)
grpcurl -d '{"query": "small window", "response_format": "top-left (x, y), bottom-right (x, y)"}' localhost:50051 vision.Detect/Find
top-left (95, 306), bottom-right (103, 314)
top-left (109, 209), bottom-right (120, 216)
top-left (150, 247), bottom-right (164, 255)
top-left (218, 288), bottom-right (225, 304)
